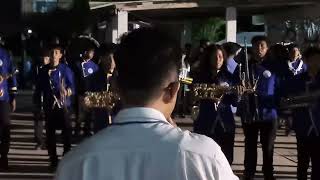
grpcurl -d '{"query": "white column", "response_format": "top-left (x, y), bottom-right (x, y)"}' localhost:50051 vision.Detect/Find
top-left (226, 7), bottom-right (237, 43)
top-left (106, 10), bottom-right (128, 44)
top-left (180, 21), bottom-right (192, 47)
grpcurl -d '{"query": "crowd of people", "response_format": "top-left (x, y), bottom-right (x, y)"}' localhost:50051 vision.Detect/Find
top-left (0, 27), bottom-right (320, 180)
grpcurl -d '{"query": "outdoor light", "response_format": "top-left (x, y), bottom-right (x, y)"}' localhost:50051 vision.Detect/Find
top-left (27, 29), bottom-right (33, 34)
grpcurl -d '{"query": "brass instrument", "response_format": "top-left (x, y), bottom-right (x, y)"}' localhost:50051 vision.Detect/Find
top-left (83, 76), bottom-right (193, 109)
top-left (280, 90), bottom-right (320, 110)
top-left (238, 38), bottom-right (260, 124)
top-left (84, 90), bottom-right (120, 109)
top-left (0, 69), bottom-right (19, 97)
top-left (279, 90), bottom-right (320, 136)
top-left (179, 77), bottom-right (193, 85)
top-left (192, 83), bottom-right (251, 101)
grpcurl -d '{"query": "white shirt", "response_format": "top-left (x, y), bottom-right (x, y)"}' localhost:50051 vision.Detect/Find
top-left (55, 108), bottom-right (239, 180)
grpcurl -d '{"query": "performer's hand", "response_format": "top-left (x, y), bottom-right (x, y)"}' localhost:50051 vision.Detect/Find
top-left (10, 99), bottom-right (16, 112)
top-left (64, 88), bottom-right (72, 97)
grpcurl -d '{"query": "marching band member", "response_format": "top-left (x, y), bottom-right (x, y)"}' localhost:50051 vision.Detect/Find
top-left (0, 46), bottom-right (17, 171)
top-left (239, 36), bottom-right (279, 180)
top-left (32, 49), bottom-right (50, 150)
top-left (193, 44), bottom-right (238, 164)
top-left (35, 45), bottom-right (75, 170)
top-left (290, 47), bottom-right (320, 180)
top-left (73, 46), bottom-right (107, 135)
top-left (281, 44), bottom-right (309, 135)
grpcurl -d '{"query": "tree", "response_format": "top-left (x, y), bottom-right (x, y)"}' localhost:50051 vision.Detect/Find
top-left (192, 18), bottom-right (225, 43)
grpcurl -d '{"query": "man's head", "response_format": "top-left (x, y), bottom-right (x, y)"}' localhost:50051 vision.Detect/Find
top-left (114, 28), bottom-right (181, 119)
top-left (304, 47), bottom-right (320, 78)
top-left (201, 44), bottom-right (225, 72)
top-left (50, 45), bottom-right (63, 66)
top-left (42, 49), bottom-right (50, 65)
top-left (251, 35), bottom-right (269, 61)
top-left (222, 42), bottom-right (242, 58)
top-left (288, 44), bottom-right (301, 61)
top-left (82, 47), bottom-right (95, 61)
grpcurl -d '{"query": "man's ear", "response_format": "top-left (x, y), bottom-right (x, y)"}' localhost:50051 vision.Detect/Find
top-left (163, 82), bottom-right (180, 104)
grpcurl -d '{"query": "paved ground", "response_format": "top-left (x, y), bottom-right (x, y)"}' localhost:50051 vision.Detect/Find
top-left (0, 91), bottom-right (309, 180)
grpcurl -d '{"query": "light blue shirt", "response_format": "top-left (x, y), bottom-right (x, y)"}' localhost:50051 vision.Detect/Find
top-left (226, 57), bottom-right (238, 74)
top-left (55, 107), bottom-right (238, 180)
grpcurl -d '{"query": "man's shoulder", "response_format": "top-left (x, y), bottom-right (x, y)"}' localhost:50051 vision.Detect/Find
top-left (174, 129), bottom-right (221, 159)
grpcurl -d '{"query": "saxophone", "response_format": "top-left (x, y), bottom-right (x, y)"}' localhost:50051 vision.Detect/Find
top-left (83, 90), bottom-right (120, 109)
top-left (83, 75), bottom-right (194, 109)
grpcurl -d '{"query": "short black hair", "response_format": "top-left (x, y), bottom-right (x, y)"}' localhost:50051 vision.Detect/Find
top-left (114, 27), bottom-right (181, 105)
top-left (49, 44), bottom-right (64, 53)
top-left (251, 35), bottom-right (270, 46)
top-left (222, 42), bottom-right (241, 56)
top-left (287, 43), bottom-right (299, 52)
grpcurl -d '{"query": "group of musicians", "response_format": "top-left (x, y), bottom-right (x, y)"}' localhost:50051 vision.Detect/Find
top-left (189, 36), bottom-right (320, 180)
top-left (0, 34), bottom-right (320, 179)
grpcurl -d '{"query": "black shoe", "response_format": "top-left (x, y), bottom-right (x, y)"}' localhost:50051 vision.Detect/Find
top-left (243, 174), bottom-right (254, 180)
top-left (264, 175), bottom-right (275, 180)
top-left (0, 157), bottom-right (8, 171)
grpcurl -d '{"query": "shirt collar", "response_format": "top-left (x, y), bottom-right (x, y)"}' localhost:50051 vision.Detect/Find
top-left (114, 107), bottom-right (169, 124)
top-left (82, 59), bottom-right (92, 63)
top-left (226, 57), bottom-right (238, 74)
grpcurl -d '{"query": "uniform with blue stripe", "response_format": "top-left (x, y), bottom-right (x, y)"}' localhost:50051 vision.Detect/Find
top-left (281, 58), bottom-right (309, 137)
top-left (36, 63), bottom-right (75, 110)
top-left (0, 48), bottom-right (17, 102)
top-left (73, 55), bottom-right (108, 135)
top-left (0, 47), bottom-right (17, 170)
top-left (35, 61), bottom-right (75, 169)
top-left (75, 59), bottom-right (106, 95)
top-left (239, 59), bottom-right (280, 180)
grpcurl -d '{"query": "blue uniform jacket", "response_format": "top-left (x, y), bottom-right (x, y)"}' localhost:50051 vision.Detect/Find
top-left (193, 67), bottom-right (238, 136)
top-left (279, 59), bottom-right (311, 136)
top-left (239, 60), bottom-right (280, 123)
top-left (0, 48), bottom-right (17, 102)
top-left (35, 63), bottom-right (75, 111)
top-left (74, 60), bottom-right (107, 96)
top-left (281, 59), bottom-right (308, 96)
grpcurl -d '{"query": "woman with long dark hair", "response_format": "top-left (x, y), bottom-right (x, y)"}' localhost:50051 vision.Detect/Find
top-left (193, 44), bottom-right (238, 164)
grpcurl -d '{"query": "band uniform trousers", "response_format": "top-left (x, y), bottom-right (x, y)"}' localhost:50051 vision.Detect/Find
top-left (45, 107), bottom-right (72, 162)
top-left (296, 136), bottom-right (320, 180)
top-left (33, 110), bottom-right (44, 147)
top-left (243, 120), bottom-right (278, 179)
top-left (0, 101), bottom-right (10, 158)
